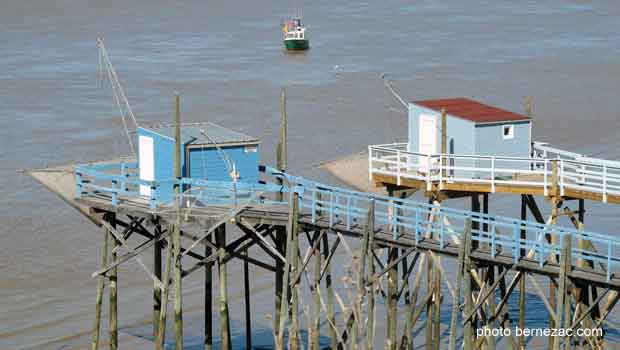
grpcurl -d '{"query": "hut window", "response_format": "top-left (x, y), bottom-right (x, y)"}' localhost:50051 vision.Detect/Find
top-left (244, 145), bottom-right (258, 153)
top-left (502, 125), bottom-right (514, 140)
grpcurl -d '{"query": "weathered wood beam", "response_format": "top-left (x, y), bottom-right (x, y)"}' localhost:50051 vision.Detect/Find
top-left (90, 225), bottom-right (108, 350)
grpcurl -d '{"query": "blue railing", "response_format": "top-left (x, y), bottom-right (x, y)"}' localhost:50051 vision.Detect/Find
top-left (75, 162), bottom-right (620, 282)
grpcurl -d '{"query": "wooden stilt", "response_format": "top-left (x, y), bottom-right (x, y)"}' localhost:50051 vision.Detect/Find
top-left (554, 234), bottom-right (572, 350)
top-left (244, 247), bottom-right (252, 349)
top-left (216, 224), bottom-right (232, 350)
top-left (205, 234), bottom-right (213, 350)
top-left (387, 247), bottom-right (399, 350)
top-left (156, 235), bottom-right (173, 350)
top-left (519, 195), bottom-right (526, 350)
top-left (549, 160), bottom-right (560, 350)
top-left (290, 220), bottom-right (300, 350)
top-left (425, 251), bottom-right (433, 350)
top-left (91, 225), bottom-right (109, 350)
top-left (108, 213), bottom-right (118, 350)
top-left (322, 233), bottom-right (338, 349)
top-left (311, 231), bottom-right (321, 350)
top-left (486, 265), bottom-right (496, 350)
top-left (153, 220), bottom-right (162, 338)
top-left (277, 192), bottom-right (299, 350)
top-left (173, 94), bottom-right (184, 349)
top-left (463, 219), bottom-right (473, 350)
top-left (448, 219), bottom-right (471, 350)
top-left (274, 227), bottom-right (286, 339)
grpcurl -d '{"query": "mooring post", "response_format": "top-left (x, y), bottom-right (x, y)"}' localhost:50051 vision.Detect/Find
top-left (463, 218), bottom-right (474, 350)
top-left (205, 234), bottom-right (213, 350)
top-left (156, 234), bottom-right (173, 350)
top-left (216, 224), bottom-right (232, 350)
top-left (91, 223), bottom-right (109, 350)
top-left (153, 218), bottom-right (163, 337)
top-left (107, 213), bottom-right (118, 350)
top-left (173, 94), bottom-right (184, 349)
top-left (243, 247), bottom-right (252, 349)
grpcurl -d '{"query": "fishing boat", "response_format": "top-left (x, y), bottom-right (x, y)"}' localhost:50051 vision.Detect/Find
top-left (282, 17), bottom-right (309, 51)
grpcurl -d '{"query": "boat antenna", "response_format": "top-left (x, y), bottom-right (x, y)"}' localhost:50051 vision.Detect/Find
top-left (97, 37), bottom-right (139, 157)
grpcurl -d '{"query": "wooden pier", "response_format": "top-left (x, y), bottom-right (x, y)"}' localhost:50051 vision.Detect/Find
top-left (30, 95), bottom-right (620, 350)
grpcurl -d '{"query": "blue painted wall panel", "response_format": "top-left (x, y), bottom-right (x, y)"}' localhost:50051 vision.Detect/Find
top-left (188, 145), bottom-right (259, 183)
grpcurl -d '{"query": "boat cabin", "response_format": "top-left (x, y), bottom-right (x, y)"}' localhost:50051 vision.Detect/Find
top-left (137, 123), bottom-right (260, 201)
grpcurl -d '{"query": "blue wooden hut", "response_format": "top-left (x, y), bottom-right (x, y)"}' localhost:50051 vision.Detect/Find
top-left (407, 98), bottom-right (532, 177)
top-left (136, 122), bottom-right (260, 201)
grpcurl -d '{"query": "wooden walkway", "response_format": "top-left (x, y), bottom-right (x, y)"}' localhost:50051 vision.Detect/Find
top-left (28, 159), bottom-right (620, 350)
top-left (369, 143), bottom-right (620, 203)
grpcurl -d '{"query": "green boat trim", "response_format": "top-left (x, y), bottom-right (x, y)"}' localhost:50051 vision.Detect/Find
top-left (284, 39), bottom-right (309, 51)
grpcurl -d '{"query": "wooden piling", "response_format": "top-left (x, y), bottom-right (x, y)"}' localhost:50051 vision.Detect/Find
top-left (549, 160), bottom-right (560, 350)
top-left (153, 220), bottom-right (162, 337)
top-left (244, 247), bottom-right (252, 349)
top-left (156, 235), bottom-right (173, 350)
top-left (290, 211), bottom-right (300, 350)
top-left (366, 202), bottom-right (376, 350)
top-left (277, 192), bottom-right (299, 350)
top-left (554, 234), bottom-right (572, 350)
top-left (173, 94), bottom-right (184, 349)
top-left (108, 213), bottom-right (118, 350)
top-left (91, 225), bottom-right (109, 350)
top-left (205, 234), bottom-right (213, 350)
top-left (322, 233), bottom-right (338, 349)
top-left (463, 219), bottom-right (473, 350)
top-left (519, 195), bottom-right (526, 350)
top-left (311, 232), bottom-right (321, 350)
top-left (216, 224), bottom-right (232, 350)
top-left (274, 87), bottom-right (288, 340)
top-left (448, 219), bottom-right (471, 350)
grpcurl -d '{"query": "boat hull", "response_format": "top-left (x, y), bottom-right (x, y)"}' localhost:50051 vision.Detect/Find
top-left (284, 39), bottom-right (309, 51)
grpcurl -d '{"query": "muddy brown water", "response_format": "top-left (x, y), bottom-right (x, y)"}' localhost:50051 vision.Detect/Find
top-left (2, 0), bottom-right (620, 348)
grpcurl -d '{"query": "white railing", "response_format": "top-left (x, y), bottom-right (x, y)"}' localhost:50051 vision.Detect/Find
top-left (369, 143), bottom-right (620, 201)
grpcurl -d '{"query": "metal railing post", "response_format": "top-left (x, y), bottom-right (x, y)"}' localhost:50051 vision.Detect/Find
top-left (560, 160), bottom-right (565, 196)
top-left (396, 149), bottom-right (401, 185)
top-left (491, 157), bottom-right (496, 193)
top-left (368, 146), bottom-right (373, 181)
top-left (603, 165), bottom-right (608, 203)
top-left (426, 155), bottom-right (432, 191)
top-left (543, 160), bottom-right (549, 196)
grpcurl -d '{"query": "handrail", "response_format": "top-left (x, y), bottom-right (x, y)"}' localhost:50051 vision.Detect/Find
top-left (75, 161), bottom-right (620, 281)
top-left (369, 144), bottom-right (620, 202)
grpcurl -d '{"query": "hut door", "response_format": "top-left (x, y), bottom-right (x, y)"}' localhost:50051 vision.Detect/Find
top-left (139, 135), bottom-right (155, 196)
top-left (419, 114), bottom-right (437, 173)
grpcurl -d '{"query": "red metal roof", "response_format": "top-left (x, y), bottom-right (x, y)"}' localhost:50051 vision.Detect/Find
top-left (413, 98), bottom-right (530, 124)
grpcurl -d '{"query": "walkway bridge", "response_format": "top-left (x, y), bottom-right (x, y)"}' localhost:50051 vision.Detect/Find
top-left (29, 157), bottom-right (620, 350)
